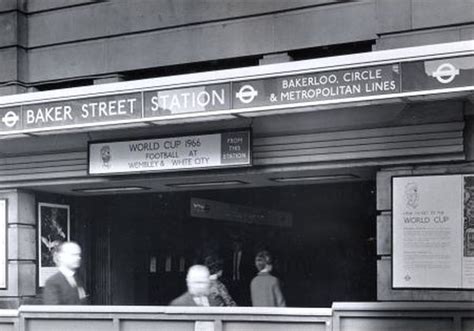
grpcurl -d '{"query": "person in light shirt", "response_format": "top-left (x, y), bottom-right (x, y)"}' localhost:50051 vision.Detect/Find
top-left (43, 241), bottom-right (87, 305)
top-left (170, 265), bottom-right (218, 306)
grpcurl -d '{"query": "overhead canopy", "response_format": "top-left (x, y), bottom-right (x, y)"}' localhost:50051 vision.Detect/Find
top-left (0, 41), bottom-right (472, 136)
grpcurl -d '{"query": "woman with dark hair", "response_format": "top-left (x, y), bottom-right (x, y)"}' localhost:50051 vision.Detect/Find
top-left (204, 255), bottom-right (237, 306)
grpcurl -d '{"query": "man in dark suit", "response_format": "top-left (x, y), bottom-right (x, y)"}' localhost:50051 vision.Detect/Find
top-left (170, 265), bottom-right (218, 306)
top-left (43, 241), bottom-right (87, 305)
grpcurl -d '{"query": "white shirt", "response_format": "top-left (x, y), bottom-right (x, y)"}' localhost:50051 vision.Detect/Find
top-left (59, 267), bottom-right (77, 287)
top-left (192, 296), bottom-right (210, 306)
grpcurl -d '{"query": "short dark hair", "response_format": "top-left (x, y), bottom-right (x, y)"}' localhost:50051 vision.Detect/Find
top-left (204, 255), bottom-right (223, 275)
top-left (255, 250), bottom-right (272, 265)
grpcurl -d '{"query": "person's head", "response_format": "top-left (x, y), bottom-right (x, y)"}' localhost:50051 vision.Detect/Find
top-left (186, 265), bottom-right (210, 296)
top-left (255, 250), bottom-right (272, 272)
top-left (55, 241), bottom-right (82, 271)
top-left (204, 255), bottom-right (223, 278)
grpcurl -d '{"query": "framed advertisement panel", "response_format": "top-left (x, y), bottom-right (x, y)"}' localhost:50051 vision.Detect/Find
top-left (88, 130), bottom-right (251, 175)
top-left (392, 174), bottom-right (474, 289)
top-left (38, 203), bottom-right (70, 287)
top-left (0, 200), bottom-right (6, 289)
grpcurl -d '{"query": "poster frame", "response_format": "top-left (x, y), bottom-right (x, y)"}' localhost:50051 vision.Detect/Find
top-left (87, 128), bottom-right (252, 176)
top-left (38, 202), bottom-right (70, 287)
top-left (391, 173), bottom-right (474, 291)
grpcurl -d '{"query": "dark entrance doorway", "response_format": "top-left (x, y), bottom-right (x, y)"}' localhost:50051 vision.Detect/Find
top-left (85, 181), bottom-right (376, 307)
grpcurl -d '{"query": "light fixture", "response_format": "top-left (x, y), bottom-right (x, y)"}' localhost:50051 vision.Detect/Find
top-left (73, 186), bottom-right (150, 194)
top-left (271, 174), bottom-right (358, 183)
top-left (0, 133), bottom-right (36, 139)
top-left (166, 180), bottom-right (247, 188)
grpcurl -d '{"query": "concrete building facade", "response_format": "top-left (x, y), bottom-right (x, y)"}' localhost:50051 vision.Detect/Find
top-left (0, 3), bottom-right (473, 328)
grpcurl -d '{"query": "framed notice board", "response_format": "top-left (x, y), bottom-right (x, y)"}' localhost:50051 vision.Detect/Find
top-left (38, 203), bottom-right (70, 287)
top-left (392, 174), bottom-right (474, 289)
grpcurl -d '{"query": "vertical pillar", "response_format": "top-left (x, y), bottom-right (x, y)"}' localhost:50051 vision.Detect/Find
top-left (0, 1), bottom-right (28, 96)
top-left (0, 190), bottom-right (36, 308)
top-left (465, 99), bottom-right (474, 161)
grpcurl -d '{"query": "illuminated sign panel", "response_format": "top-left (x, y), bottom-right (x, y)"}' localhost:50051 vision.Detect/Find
top-left (0, 54), bottom-right (472, 135)
top-left (232, 64), bottom-right (401, 108)
top-left (22, 93), bottom-right (142, 130)
top-left (89, 131), bottom-right (250, 175)
top-left (0, 107), bottom-right (21, 132)
top-left (402, 56), bottom-right (474, 91)
top-left (143, 83), bottom-right (231, 117)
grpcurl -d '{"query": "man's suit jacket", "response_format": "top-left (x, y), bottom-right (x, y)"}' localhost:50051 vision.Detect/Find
top-left (169, 291), bottom-right (218, 306)
top-left (43, 271), bottom-right (85, 305)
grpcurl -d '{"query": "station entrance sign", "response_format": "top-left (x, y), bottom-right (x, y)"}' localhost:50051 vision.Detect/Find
top-left (0, 54), bottom-right (472, 135)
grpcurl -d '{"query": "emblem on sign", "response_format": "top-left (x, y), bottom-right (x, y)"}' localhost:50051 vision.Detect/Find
top-left (1, 111), bottom-right (20, 128)
top-left (235, 84), bottom-right (258, 104)
top-left (404, 182), bottom-right (419, 209)
top-left (431, 62), bottom-right (460, 84)
top-left (100, 145), bottom-right (112, 168)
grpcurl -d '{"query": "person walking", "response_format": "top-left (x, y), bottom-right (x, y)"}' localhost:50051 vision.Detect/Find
top-left (170, 265), bottom-right (218, 306)
top-left (205, 255), bottom-right (236, 306)
top-left (250, 250), bottom-right (286, 307)
top-left (43, 241), bottom-right (87, 305)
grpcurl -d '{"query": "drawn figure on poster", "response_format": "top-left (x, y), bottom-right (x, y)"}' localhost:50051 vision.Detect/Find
top-left (41, 206), bottom-right (68, 267)
top-left (404, 182), bottom-right (419, 209)
top-left (100, 145), bottom-right (112, 168)
top-left (464, 176), bottom-right (474, 257)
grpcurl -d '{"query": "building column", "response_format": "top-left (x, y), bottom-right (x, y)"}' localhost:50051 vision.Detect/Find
top-left (465, 99), bottom-right (474, 161)
top-left (0, 190), bottom-right (36, 308)
top-left (0, 1), bottom-right (28, 96)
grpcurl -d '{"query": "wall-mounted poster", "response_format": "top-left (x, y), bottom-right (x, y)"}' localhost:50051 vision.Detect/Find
top-left (392, 174), bottom-right (474, 289)
top-left (0, 200), bottom-right (6, 289)
top-left (38, 203), bottom-right (70, 287)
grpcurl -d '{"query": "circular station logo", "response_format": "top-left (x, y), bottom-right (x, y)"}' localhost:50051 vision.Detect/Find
top-left (235, 84), bottom-right (258, 104)
top-left (1, 111), bottom-right (20, 128)
top-left (431, 62), bottom-right (460, 84)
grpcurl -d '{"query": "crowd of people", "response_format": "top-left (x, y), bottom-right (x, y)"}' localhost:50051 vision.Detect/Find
top-left (43, 241), bottom-right (286, 307)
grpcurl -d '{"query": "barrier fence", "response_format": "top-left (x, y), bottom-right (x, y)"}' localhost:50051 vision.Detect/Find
top-left (0, 302), bottom-right (471, 331)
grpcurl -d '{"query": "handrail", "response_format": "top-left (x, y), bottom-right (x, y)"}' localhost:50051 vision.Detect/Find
top-left (20, 305), bottom-right (332, 316)
top-left (332, 301), bottom-right (474, 311)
